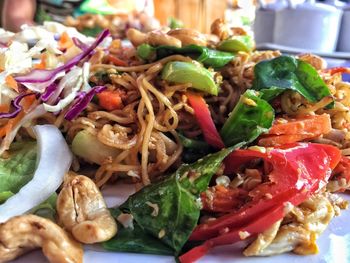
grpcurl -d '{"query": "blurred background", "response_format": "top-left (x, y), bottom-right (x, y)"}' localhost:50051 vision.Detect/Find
top-left (1, 0), bottom-right (350, 54)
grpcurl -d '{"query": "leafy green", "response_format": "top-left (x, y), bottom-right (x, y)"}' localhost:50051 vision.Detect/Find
top-left (137, 44), bottom-right (235, 68)
top-left (178, 134), bottom-right (210, 151)
top-left (80, 26), bottom-right (103, 37)
top-left (169, 17), bottom-right (184, 29)
top-left (0, 141), bottom-right (57, 220)
top-left (0, 191), bottom-right (13, 204)
top-left (103, 209), bottom-right (174, 255)
top-left (161, 61), bottom-right (218, 95)
top-left (252, 56), bottom-right (332, 103)
top-left (217, 35), bottom-right (255, 53)
top-left (30, 193), bottom-right (57, 221)
top-left (220, 90), bottom-right (275, 146)
top-left (0, 141), bottom-right (37, 194)
top-left (106, 147), bottom-right (237, 254)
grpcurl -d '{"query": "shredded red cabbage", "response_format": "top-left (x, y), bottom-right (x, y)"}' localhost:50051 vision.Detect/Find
top-left (0, 93), bottom-right (36, 119)
top-left (41, 82), bottom-right (58, 102)
top-left (72, 37), bottom-right (89, 51)
top-left (14, 30), bottom-right (110, 86)
top-left (64, 86), bottom-right (106, 121)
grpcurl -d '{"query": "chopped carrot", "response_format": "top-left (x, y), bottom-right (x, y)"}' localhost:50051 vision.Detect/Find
top-left (0, 94), bottom-right (36, 138)
top-left (106, 55), bottom-right (127, 67)
top-left (97, 90), bottom-right (124, 111)
top-left (5, 75), bottom-right (18, 92)
top-left (268, 114), bottom-right (331, 136)
top-left (258, 114), bottom-right (332, 146)
top-left (58, 31), bottom-right (74, 50)
top-left (0, 104), bottom-right (9, 112)
top-left (258, 134), bottom-right (314, 147)
top-left (34, 53), bottom-right (47, 69)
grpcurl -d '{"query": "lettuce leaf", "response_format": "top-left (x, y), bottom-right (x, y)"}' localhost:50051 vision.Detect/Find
top-left (0, 141), bottom-right (57, 220)
top-left (0, 141), bottom-right (37, 194)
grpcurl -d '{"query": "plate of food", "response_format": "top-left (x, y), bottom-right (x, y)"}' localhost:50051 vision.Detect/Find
top-left (1, 19), bottom-right (350, 263)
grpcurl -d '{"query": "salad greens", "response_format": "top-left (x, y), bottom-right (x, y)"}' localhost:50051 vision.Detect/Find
top-left (103, 208), bottom-right (174, 255)
top-left (0, 141), bottom-right (37, 196)
top-left (137, 44), bottom-right (235, 68)
top-left (220, 90), bottom-right (275, 147)
top-left (0, 140), bottom-right (57, 220)
top-left (252, 55), bottom-right (332, 103)
top-left (161, 61), bottom-right (218, 95)
top-left (104, 146), bottom-right (240, 254)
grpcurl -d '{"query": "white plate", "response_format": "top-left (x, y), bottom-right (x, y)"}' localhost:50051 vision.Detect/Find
top-left (256, 43), bottom-right (350, 59)
top-left (11, 184), bottom-right (350, 263)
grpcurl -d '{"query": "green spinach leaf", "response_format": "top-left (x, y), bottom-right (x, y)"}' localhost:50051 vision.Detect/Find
top-left (103, 208), bottom-right (174, 255)
top-left (137, 44), bottom-right (235, 68)
top-left (252, 55), bottom-right (332, 103)
top-left (107, 147), bottom-right (237, 255)
top-left (220, 90), bottom-right (274, 146)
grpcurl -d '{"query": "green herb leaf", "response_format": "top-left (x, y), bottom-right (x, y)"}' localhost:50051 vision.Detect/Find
top-left (252, 56), bottom-right (332, 104)
top-left (116, 147), bottom-right (236, 254)
top-left (137, 44), bottom-right (235, 68)
top-left (0, 141), bottom-right (37, 194)
top-left (220, 90), bottom-right (275, 146)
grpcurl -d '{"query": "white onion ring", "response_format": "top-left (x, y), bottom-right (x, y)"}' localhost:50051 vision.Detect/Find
top-left (0, 124), bottom-right (72, 223)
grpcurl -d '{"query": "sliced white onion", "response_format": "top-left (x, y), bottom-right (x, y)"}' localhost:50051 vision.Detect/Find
top-left (0, 124), bottom-right (72, 223)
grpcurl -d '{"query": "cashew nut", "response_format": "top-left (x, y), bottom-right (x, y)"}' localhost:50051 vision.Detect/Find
top-left (168, 28), bottom-right (207, 47)
top-left (0, 214), bottom-right (83, 263)
top-left (147, 31), bottom-right (182, 48)
top-left (126, 28), bottom-right (181, 48)
top-left (57, 172), bottom-right (117, 244)
top-left (126, 28), bottom-right (148, 47)
top-left (210, 18), bottom-right (231, 40)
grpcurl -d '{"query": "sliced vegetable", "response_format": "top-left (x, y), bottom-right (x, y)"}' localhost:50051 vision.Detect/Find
top-left (180, 143), bottom-right (341, 262)
top-left (110, 147), bottom-right (238, 254)
top-left (72, 130), bottom-right (120, 165)
top-left (0, 125), bottom-right (72, 223)
top-left (162, 62), bottom-right (218, 95)
top-left (137, 44), bottom-right (235, 68)
top-left (258, 114), bottom-right (332, 146)
top-left (323, 66), bottom-right (350, 75)
top-left (103, 208), bottom-right (174, 255)
top-left (97, 89), bottom-right (124, 111)
top-left (186, 92), bottom-right (224, 148)
top-left (0, 141), bottom-right (37, 195)
top-left (252, 56), bottom-right (332, 103)
top-left (217, 35), bottom-right (254, 53)
top-left (72, 37), bottom-right (88, 51)
top-left (58, 31), bottom-right (74, 50)
top-left (0, 191), bottom-right (13, 204)
top-left (178, 133), bottom-right (210, 151)
top-left (64, 85), bottom-right (106, 121)
top-left (0, 93), bottom-right (36, 119)
top-left (169, 17), bottom-right (184, 29)
top-left (220, 90), bottom-right (274, 147)
top-left (106, 55), bottom-right (127, 67)
top-left (14, 29), bottom-right (110, 92)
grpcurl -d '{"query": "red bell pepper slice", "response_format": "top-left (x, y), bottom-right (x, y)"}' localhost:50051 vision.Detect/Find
top-left (186, 92), bottom-right (225, 149)
top-left (180, 143), bottom-right (341, 263)
top-left (323, 66), bottom-right (350, 75)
